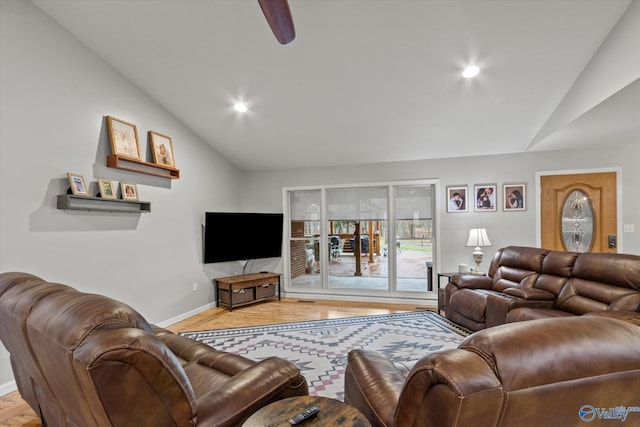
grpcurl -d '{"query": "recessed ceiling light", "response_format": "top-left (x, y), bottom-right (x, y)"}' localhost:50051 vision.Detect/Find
top-left (462, 65), bottom-right (480, 79)
top-left (233, 102), bottom-right (248, 113)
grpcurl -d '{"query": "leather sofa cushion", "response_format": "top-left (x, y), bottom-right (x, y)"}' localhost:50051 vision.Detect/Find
top-left (540, 250), bottom-right (579, 276)
top-left (503, 287), bottom-right (555, 300)
top-left (497, 246), bottom-right (548, 271)
top-left (449, 289), bottom-right (489, 322)
top-left (572, 252), bottom-right (640, 290)
top-left (461, 316), bottom-right (640, 391)
top-left (556, 278), bottom-right (640, 315)
top-left (506, 307), bottom-right (573, 323)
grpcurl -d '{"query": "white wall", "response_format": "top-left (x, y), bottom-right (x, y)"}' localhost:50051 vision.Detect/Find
top-left (243, 143), bottom-right (640, 273)
top-left (0, 0), bottom-right (243, 389)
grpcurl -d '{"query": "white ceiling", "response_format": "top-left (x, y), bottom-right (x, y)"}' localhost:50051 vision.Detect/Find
top-left (32, 0), bottom-right (640, 172)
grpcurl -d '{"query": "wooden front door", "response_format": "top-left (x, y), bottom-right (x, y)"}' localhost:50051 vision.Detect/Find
top-left (540, 172), bottom-right (617, 253)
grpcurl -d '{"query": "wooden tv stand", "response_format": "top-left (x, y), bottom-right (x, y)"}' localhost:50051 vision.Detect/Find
top-left (214, 272), bottom-right (281, 311)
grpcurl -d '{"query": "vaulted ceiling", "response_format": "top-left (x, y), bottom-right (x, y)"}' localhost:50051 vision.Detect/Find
top-left (32, 0), bottom-right (640, 171)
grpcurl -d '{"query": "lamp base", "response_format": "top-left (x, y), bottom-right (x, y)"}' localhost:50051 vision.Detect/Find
top-left (471, 247), bottom-right (484, 275)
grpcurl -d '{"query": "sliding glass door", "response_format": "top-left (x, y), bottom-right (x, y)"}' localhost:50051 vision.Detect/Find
top-left (286, 181), bottom-right (435, 299)
top-left (326, 186), bottom-right (388, 290)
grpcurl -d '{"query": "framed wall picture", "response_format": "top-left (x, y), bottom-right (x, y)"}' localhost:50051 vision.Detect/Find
top-left (120, 182), bottom-right (139, 201)
top-left (503, 183), bottom-right (526, 211)
top-left (106, 116), bottom-right (141, 160)
top-left (149, 131), bottom-right (176, 167)
top-left (97, 178), bottom-right (117, 199)
top-left (446, 185), bottom-right (468, 213)
top-left (474, 184), bottom-right (497, 212)
top-left (67, 173), bottom-right (88, 196)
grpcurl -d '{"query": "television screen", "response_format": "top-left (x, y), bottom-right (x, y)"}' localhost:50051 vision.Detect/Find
top-left (204, 212), bottom-right (284, 263)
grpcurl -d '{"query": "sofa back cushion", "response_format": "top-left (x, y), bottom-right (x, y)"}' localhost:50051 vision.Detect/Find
top-left (0, 273), bottom-right (74, 416)
top-left (489, 246), bottom-right (549, 292)
top-left (553, 252), bottom-right (640, 315)
top-left (529, 251), bottom-right (580, 297)
top-left (556, 278), bottom-right (640, 314)
top-left (573, 252), bottom-right (640, 290)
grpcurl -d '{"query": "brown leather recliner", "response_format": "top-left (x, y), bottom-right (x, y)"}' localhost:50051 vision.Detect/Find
top-left (0, 272), bottom-right (308, 427)
top-left (345, 315), bottom-right (640, 427)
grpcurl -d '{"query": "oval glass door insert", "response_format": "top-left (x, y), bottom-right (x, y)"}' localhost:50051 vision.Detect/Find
top-left (561, 189), bottom-right (594, 252)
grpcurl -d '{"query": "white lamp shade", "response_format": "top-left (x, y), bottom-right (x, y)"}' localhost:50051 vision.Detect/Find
top-left (466, 228), bottom-right (492, 248)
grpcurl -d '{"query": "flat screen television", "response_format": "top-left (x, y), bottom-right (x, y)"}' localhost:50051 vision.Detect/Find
top-left (203, 212), bottom-right (284, 264)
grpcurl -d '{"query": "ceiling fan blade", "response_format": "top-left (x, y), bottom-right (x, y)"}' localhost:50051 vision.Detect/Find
top-left (258, 0), bottom-right (296, 44)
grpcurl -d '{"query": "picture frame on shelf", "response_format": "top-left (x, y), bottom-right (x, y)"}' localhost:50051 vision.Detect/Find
top-left (503, 183), bottom-right (526, 211)
top-left (446, 185), bottom-right (468, 213)
top-left (97, 178), bottom-right (117, 199)
top-left (149, 131), bottom-right (176, 167)
top-left (67, 173), bottom-right (88, 196)
top-left (120, 182), bottom-right (139, 201)
top-left (106, 116), bottom-right (141, 160)
top-left (474, 184), bottom-right (497, 212)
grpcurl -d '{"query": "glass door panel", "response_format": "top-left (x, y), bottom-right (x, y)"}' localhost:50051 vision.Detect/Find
top-left (394, 185), bottom-right (433, 292)
top-left (289, 190), bottom-right (321, 288)
top-left (326, 186), bottom-right (388, 290)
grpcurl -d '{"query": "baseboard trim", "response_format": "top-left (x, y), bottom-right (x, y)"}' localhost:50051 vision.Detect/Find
top-left (283, 291), bottom-right (436, 307)
top-left (154, 302), bottom-right (216, 328)
top-left (1, 380), bottom-right (17, 397)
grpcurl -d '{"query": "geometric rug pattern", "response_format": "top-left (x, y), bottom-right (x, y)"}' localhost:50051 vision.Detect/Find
top-left (181, 311), bottom-right (470, 401)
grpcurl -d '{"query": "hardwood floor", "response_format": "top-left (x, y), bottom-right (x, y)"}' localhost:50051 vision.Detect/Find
top-left (0, 298), bottom-right (431, 426)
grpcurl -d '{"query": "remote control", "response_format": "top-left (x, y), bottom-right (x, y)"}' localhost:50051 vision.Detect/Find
top-left (288, 406), bottom-right (320, 425)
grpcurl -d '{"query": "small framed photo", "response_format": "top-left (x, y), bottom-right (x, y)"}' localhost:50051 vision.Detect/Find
top-left (446, 185), bottom-right (468, 213)
top-left (503, 183), bottom-right (526, 211)
top-left (120, 182), bottom-right (139, 201)
top-left (106, 116), bottom-right (141, 160)
top-left (474, 184), bottom-right (497, 212)
top-left (149, 131), bottom-right (176, 167)
top-left (67, 173), bottom-right (88, 196)
top-left (97, 178), bottom-right (117, 199)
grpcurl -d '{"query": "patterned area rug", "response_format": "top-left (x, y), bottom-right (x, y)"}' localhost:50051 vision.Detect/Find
top-left (181, 311), bottom-right (470, 401)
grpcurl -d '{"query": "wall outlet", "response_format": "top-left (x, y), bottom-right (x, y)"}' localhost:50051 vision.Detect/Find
top-left (623, 224), bottom-right (635, 233)
top-left (192, 282), bottom-right (198, 292)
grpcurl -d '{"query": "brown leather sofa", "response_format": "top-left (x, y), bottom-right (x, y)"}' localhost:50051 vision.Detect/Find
top-left (444, 246), bottom-right (640, 331)
top-left (345, 315), bottom-right (640, 427)
top-left (0, 272), bottom-right (308, 427)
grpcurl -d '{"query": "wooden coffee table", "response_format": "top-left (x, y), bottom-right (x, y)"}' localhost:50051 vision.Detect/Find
top-left (242, 395), bottom-right (371, 427)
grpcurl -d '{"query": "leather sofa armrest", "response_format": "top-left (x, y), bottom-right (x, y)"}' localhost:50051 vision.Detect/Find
top-left (451, 274), bottom-right (492, 290)
top-left (195, 357), bottom-right (306, 427)
top-left (153, 327), bottom-right (257, 375)
top-left (344, 349), bottom-right (408, 427)
top-left (74, 328), bottom-right (198, 426)
top-left (486, 291), bottom-right (555, 328)
top-left (502, 287), bottom-right (555, 300)
top-left (396, 349), bottom-right (503, 427)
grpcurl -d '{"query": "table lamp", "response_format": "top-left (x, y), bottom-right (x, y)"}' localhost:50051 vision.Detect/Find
top-left (466, 228), bottom-right (491, 275)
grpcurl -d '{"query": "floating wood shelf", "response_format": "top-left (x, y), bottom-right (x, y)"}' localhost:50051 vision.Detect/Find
top-left (106, 155), bottom-right (180, 179)
top-left (57, 194), bottom-right (151, 213)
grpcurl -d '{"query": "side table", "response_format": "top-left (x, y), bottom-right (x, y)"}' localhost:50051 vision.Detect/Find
top-left (242, 395), bottom-right (371, 427)
top-left (437, 272), bottom-right (457, 315)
